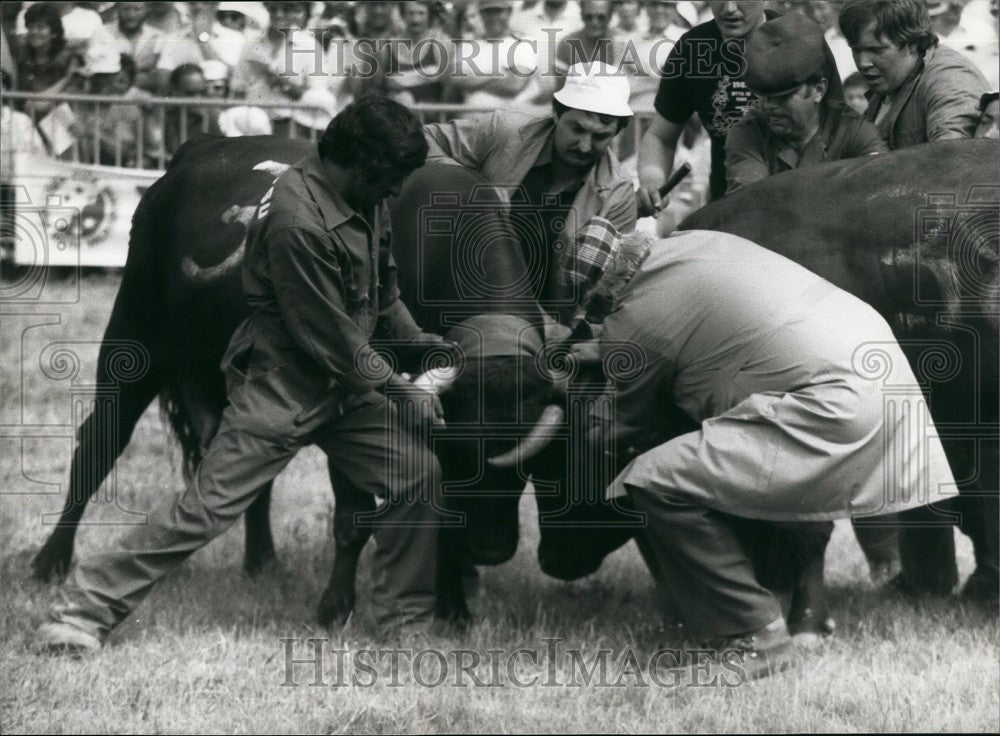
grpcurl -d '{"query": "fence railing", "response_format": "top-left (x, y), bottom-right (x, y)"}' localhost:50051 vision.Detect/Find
top-left (1, 91), bottom-right (657, 172)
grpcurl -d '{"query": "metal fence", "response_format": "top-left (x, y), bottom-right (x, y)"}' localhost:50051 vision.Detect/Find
top-left (1, 91), bottom-right (657, 172)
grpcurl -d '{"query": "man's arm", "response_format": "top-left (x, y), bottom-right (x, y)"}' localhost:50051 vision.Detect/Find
top-left (922, 57), bottom-right (989, 141)
top-left (724, 115), bottom-right (771, 194)
top-left (422, 111), bottom-right (495, 168)
top-left (375, 214), bottom-right (425, 343)
top-left (849, 116), bottom-right (890, 157)
top-left (601, 179), bottom-right (639, 235)
top-left (636, 115), bottom-right (686, 217)
top-left (268, 226), bottom-right (393, 395)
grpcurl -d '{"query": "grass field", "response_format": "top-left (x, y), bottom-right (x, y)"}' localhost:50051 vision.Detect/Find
top-left (1, 270), bottom-right (997, 733)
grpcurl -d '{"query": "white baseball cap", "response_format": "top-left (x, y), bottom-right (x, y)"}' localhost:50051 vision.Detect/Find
top-left (291, 87), bottom-right (338, 131)
top-left (199, 59), bottom-right (230, 82)
top-left (79, 44), bottom-right (122, 76)
top-left (553, 62), bottom-right (633, 118)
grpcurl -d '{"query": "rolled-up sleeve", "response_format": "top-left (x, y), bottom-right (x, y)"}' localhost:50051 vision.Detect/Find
top-left (603, 179), bottom-right (638, 235)
top-left (724, 117), bottom-right (771, 194)
top-left (268, 226), bottom-right (392, 395)
top-left (423, 112), bottom-right (494, 167)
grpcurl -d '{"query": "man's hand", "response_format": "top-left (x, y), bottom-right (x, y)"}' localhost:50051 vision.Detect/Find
top-left (636, 185), bottom-right (668, 218)
top-left (386, 373), bottom-right (446, 433)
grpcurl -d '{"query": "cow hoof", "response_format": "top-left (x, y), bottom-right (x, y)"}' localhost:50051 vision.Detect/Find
top-left (243, 549), bottom-right (278, 577)
top-left (435, 596), bottom-right (472, 626)
top-left (30, 546), bottom-right (71, 582)
top-left (960, 567), bottom-right (999, 607)
top-left (787, 607), bottom-right (835, 637)
top-left (317, 588), bottom-right (355, 629)
top-left (791, 632), bottom-right (825, 651)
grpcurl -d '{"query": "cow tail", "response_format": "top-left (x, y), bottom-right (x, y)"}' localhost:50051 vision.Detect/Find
top-left (125, 173), bottom-right (205, 481)
top-left (157, 389), bottom-right (203, 480)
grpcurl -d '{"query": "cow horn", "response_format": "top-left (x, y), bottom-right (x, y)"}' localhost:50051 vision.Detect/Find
top-left (412, 365), bottom-right (458, 395)
top-left (487, 404), bottom-right (565, 468)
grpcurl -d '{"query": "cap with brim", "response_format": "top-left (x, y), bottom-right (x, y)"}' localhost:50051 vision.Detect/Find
top-left (291, 87), bottom-right (337, 130)
top-left (79, 45), bottom-right (122, 76)
top-left (477, 0), bottom-right (515, 11)
top-left (200, 59), bottom-right (230, 82)
top-left (744, 13), bottom-right (826, 97)
top-left (553, 61), bottom-right (633, 117)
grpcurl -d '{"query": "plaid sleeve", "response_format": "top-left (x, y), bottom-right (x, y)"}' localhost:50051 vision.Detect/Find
top-left (559, 217), bottom-right (621, 299)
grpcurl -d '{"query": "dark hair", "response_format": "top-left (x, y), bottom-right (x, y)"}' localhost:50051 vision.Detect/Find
top-left (23, 2), bottom-right (66, 54)
top-left (839, 0), bottom-right (938, 54)
top-left (552, 98), bottom-right (630, 133)
top-left (981, 91), bottom-right (1000, 112)
top-left (168, 63), bottom-right (204, 91)
top-left (318, 94), bottom-right (428, 178)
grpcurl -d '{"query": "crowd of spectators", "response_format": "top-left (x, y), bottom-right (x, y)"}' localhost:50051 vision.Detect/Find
top-left (0, 1), bottom-right (997, 173)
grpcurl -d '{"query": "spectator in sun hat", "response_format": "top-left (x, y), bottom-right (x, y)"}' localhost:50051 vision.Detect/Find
top-left (76, 49), bottom-right (163, 166)
top-left (424, 60), bottom-right (636, 324)
top-left (288, 86), bottom-right (338, 136)
top-left (725, 12), bottom-right (887, 194)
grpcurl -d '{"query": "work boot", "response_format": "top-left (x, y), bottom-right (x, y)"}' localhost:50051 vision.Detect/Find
top-left (706, 617), bottom-right (796, 682)
top-left (35, 621), bottom-right (102, 656)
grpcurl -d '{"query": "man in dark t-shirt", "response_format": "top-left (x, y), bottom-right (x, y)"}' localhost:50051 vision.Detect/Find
top-left (636, 1), bottom-right (769, 215)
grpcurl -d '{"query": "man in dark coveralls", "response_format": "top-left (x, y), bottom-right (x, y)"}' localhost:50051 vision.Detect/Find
top-left (36, 95), bottom-right (448, 653)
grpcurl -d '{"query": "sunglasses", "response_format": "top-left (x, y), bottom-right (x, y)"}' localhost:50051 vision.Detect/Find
top-left (582, 13), bottom-right (610, 20)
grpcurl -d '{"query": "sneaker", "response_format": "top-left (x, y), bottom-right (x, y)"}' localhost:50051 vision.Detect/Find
top-left (35, 621), bottom-right (102, 656)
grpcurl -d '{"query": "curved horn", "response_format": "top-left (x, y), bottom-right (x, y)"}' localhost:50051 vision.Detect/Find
top-left (487, 403), bottom-right (565, 468)
top-left (412, 365), bottom-right (459, 395)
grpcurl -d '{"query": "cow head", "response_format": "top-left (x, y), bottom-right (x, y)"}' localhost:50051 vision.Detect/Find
top-left (411, 314), bottom-right (566, 565)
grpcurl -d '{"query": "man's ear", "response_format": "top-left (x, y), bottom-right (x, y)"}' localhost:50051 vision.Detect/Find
top-left (814, 78), bottom-right (829, 102)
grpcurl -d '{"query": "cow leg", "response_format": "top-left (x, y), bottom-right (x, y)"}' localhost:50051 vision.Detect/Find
top-left (242, 483), bottom-right (276, 575)
top-left (317, 461), bottom-right (375, 627)
top-left (895, 503), bottom-right (959, 596)
top-left (958, 441), bottom-right (999, 604)
top-left (735, 519), bottom-right (834, 636)
top-left (851, 515), bottom-right (901, 583)
top-left (434, 524), bottom-right (472, 624)
top-left (31, 345), bottom-right (160, 581)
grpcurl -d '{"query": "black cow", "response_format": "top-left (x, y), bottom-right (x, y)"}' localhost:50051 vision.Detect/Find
top-left (29, 137), bottom-right (560, 625)
top-left (679, 139), bottom-right (999, 600)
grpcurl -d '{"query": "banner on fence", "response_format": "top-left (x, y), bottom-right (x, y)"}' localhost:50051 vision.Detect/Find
top-left (5, 153), bottom-right (162, 268)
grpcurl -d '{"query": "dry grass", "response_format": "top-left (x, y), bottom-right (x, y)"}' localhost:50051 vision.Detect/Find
top-left (1, 270), bottom-right (997, 733)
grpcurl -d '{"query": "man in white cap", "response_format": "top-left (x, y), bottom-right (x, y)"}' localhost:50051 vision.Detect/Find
top-left (89, 2), bottom-right (165, 93)
top-left (423, 61), bottom-right (636, 324)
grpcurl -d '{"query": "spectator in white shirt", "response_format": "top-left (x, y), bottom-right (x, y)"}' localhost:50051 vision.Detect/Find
top-left (90, 2), bottom-right (165, 93)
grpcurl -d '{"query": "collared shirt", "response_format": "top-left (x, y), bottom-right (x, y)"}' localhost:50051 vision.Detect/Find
top-left (517, 136), bottom-right (586, 305)
top-left (423, 110), bottom-right (637, 319)
top-left (725, 103), bottom-right (888, 193)
top-left (242, 153), bottom-right (420, 395)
